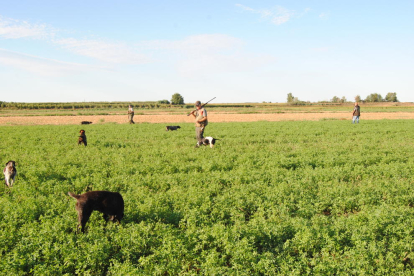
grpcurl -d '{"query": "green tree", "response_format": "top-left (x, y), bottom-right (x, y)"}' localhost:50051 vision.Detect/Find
top-left (365, 93), bottom-right (383, 102)
top-left (171, 93), bottom-right (184, 105)
top-left (340, 96), bottom-right (347, 103)
top-left (355, 95), bottom-right (361, 102)
top-left (158, 99), bottom-right (170, 104)
top-left (385, 92), bottom-right (398, 102)
top-left (331, 96), bottom-right (340, 103)
top-left (287, 93), bottom-right (294, 103)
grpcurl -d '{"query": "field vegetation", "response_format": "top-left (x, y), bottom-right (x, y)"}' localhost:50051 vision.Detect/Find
top-left (1, 119), bottom-right (414, 274)
top-left (0, 101), bottom-right (413, 118)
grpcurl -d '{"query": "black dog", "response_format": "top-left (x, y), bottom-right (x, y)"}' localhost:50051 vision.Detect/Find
top-left (78, 129), bottom-right (87, 146)
top-left (166, 126), bottom-right (181, 131)
top-left (81, 121), bottom-right (92, 125)
top-left (3, 160), bottom-right (17, 187)
top-left (68, 191), bottom-right (124, 233)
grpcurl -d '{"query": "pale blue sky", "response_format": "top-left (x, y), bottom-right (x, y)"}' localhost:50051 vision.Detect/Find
top-left (1, 0), bottom-right (413, 103)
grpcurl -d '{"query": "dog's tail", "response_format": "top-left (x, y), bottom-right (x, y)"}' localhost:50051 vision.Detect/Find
top-left (68, 192), bottom-right (80, 199)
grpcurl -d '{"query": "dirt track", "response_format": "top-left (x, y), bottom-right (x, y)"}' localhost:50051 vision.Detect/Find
top-left (0, 112), bottom-right (413, 125)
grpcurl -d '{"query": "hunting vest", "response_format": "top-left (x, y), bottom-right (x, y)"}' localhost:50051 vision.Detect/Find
top-left (195, 108), bottom-right (208, 127)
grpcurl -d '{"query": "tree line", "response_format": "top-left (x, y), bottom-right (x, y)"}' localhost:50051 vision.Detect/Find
top-left (0, 92), bottom-right (400, 110)
top-left (287, 92), bottom-right (399, 104)
top-left (0, 102), bottom-right (194, 110)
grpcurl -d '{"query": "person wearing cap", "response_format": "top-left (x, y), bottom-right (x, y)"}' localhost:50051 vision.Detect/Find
top-left (352, 102), bottom-right (360, 124)
top-left (128, 105), bottom-right (135, 124)
top-left (190, 101), bottom-right (208, 147)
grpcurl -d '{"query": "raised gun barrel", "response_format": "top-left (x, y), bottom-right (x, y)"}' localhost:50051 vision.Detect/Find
top-left (187, 97), bottom-right (216, 116)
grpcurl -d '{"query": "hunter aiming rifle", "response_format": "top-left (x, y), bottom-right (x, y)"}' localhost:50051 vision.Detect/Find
top-left (187, 97), bottom-right (216, 116)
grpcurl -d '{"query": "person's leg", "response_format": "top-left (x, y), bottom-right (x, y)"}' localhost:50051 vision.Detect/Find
top-left (356, 116), bottom-right (359, 123)
top-left (196, 127), bottom-right (204, 141)
top-left (352, 116), bottom-right (356, 123)
top-left (195, 126), bottom-right (205, 147)
top-left (200, 126), bottom-right (205, 140)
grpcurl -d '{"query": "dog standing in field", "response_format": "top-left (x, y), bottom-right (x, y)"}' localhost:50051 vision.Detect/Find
top-left (166, 126), bottom-right (181, 131)
top-left (3, 161), bottom-right (17, 187)
top-left (196, 137), bottom-right (219, 148)
top-left (68, 191), bottom-right (124, 233)
top-left (78, 129), bottom-right (87, 146)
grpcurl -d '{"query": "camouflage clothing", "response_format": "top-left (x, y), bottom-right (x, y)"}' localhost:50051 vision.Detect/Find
top-left (195, 108), bottom-right (208, 127)
top-left (128, 106), bottom-right (135, 124)
top-left (195, 107), bottom-right (208, 143)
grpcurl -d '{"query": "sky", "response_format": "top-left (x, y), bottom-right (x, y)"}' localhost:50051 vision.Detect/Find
top-left (0, 0), bottom-right (413, 103)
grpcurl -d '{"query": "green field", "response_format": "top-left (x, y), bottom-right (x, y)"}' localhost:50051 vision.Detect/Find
top-left (1, 120), bottom-right (414, 275)
top-left (1, 101), bottom-right (413, 117)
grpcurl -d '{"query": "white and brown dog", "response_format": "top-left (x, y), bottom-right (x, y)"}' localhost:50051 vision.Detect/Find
top-left (197, 137), bottom-right (219, 148)
top-left (3, 161), bottom-right (17, 187)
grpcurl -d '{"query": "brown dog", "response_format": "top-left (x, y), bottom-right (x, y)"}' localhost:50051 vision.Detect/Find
top-left (68, 191), bottom-right (124, 232)
top-left (3, 160), bottom-right (17, 187)
top-left (78, 129), bottom-right (87, 146)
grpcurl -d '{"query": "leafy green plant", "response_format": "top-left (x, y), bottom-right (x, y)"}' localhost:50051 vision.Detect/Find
top-left (0, 120), bottom-right (414, 274)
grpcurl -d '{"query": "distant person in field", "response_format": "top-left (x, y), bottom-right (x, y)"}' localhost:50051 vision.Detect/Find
top-left (128, 105), bottom-right (135, 124)
top-left (190, 101), bottom-right (208, 147)
top-left (352, 102), bottom-right (360, 123)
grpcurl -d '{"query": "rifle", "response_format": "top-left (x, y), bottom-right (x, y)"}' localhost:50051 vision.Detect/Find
top-left (187, 97), bottom-right (216, 116)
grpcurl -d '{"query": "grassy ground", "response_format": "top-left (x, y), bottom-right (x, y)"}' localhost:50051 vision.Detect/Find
top-left (0, 120), bottom-right (414, 274)
top-left (1, 102), bottom-right (413, 117)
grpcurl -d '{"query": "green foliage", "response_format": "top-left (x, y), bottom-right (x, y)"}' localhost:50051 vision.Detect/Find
top-left (287, 93), bottom-right (295, 103)
top-left (331, 96), bottom-right (340, 103)
top-left (287, 93), bottom-right (306, 105)
top-left (364, 93), bottom-right (398, 103)
top-left (331, 96), bottom-right (346, 103)
top-left (1, 120), bottom-right (414, 274)
top-left (158, 99), bottom-right (170, 104)
top-left (385, 92), bottom-right (398, 102)
top-left (171, 93), bottom-right (184, 105)
top-left (365, 93), bottom-right (383, 102)
top-left (0, 101), bottom-right (160, 110)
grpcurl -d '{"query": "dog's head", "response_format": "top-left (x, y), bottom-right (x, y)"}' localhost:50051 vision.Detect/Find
top-left (5, 160), bottom-right (16, 168)
top-left (79, 129), bottom-right (85, 135)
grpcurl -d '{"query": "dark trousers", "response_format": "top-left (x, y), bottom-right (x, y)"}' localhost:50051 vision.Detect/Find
top-left (128, 113), bottom-right (135, 124)
top-left (196, 126), bottom-right (205, 142)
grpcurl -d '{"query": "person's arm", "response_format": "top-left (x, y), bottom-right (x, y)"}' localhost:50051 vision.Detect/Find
top-left (197, 116), bottom-right (208, 124)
